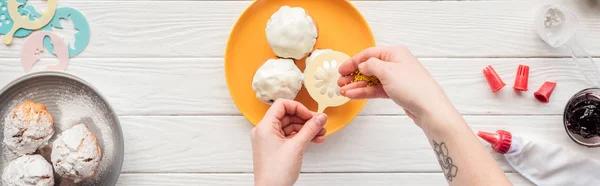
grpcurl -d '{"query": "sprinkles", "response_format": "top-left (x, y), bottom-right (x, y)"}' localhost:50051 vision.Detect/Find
top-left (349, 70), bottom-right (381, 87)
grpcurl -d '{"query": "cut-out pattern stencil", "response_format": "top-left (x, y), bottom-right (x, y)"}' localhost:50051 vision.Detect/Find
top-left (3, 0), bottom-right (56, 45)
top-left (314, 59), bottom-right (342, 98)
top-left (0, 0), bottom-right (42, 38)
top-left (304, 50), bottom-right (351, 113)
top-left (21, 31), bottom-right (69, 72)
top-left (41, 7), bottom-right (90, 57)
top-left (18, 1), bottom-right (42, 21)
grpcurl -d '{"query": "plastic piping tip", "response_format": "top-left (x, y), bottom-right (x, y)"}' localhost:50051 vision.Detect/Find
top-left (513, 65), bottom-right (530, 91)
top-left (477, 130), bottom-right (512, 154)
top-left (534, 81), bottom-right (557, 103)
top-left (477, 131), bottom-right (499, 144)
top-left (483, 66), bottom-right (506, 92)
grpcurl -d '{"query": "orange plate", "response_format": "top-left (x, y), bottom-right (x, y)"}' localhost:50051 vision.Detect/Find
top-left (225, 0), bottom-right (375, 136)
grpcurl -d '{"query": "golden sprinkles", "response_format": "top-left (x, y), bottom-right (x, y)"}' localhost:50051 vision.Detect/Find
top-left (348, 70), bottom-right (381, 87)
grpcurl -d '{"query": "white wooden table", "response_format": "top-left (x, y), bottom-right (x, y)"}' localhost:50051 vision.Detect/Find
top-left (2, 0), bottom-right (600, 185)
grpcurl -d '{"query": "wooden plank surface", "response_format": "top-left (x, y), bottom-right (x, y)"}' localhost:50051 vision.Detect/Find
top-left (2, 1), bottom-right (600, 185)
top-left (1, 0), bottom-right (600, 58)
top-left (0, 58), bottom-right (592, 116)
top-left (116, 173), bottom-right (534, 186)
top-left (118, 115), bottom-right (599, 173)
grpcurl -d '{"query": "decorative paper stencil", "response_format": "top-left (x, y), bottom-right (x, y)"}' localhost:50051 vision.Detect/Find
top-left (0, 0), bottom-right (39, 38)
top-left (304, 50), bottom-right (351, 113)
top-left (3, 0), bottom-right (56, 45)
top-left (21, 31), bottom-right (69, 72)
top-left (41, 7), bottom-right (90, 57)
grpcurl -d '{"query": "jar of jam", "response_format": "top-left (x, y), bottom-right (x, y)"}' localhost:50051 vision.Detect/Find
top-left (564, 88), bottom-right (600, 147)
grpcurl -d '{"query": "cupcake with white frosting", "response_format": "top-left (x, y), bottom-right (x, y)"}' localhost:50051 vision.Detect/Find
top-left (266, 6), bottom-right (318, 60)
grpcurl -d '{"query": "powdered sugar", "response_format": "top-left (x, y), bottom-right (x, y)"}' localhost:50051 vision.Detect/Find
top-left (1, 101), bottom-right (22, 171)
top-left (51, 124), bottom-right (102, 183)
top-left (3, 101), bottom-right (55, 156)
top-left (2, 89), bottom-right (117, 185)
top-left (543, 7), bottom-right (566, 47)
top-left (0, 72), bottom-right (122, 185)
top-left (2, 154), bottom-right (54, 186)
top-left (544, 7), bottom-right (565, 29)
top-left (54, 93), bottom-right (114, 185)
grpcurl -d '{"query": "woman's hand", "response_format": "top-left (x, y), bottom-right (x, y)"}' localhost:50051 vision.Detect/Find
top-left (337, 47), bottom-right (512, 186)
top-left (338, 46), bottom-right (452, 125)
top-left (251, 99), bottom-right (328, 186)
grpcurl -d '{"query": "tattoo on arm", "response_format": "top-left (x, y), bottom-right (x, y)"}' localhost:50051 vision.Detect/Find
top-left (433, 140), bottom-right (458, 182)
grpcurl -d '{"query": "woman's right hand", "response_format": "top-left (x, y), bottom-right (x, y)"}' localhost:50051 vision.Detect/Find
top-left (338, 47), bottom-right (513, 186)
top-left (338, 46), bottom-right (452, 123)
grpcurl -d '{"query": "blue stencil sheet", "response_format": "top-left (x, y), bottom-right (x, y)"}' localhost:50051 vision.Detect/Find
top-left (41, 7), bottom-right (90, 57)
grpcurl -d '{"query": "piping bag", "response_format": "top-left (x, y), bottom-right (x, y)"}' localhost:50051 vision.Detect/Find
top-left (535, 5), bottom-right (600, 86)
top-left (478, 130), bottom-right (600, 185)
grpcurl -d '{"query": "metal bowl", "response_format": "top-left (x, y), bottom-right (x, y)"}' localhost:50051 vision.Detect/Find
top-left (0, 71), bottom-right (124, 185)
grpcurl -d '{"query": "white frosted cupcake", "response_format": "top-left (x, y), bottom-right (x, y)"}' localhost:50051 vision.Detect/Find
top-left (3, 101), bottom-right (55, 156)
top-left (266, 6), bottom-right (318, 60)
top-left (252, 58), bottom-right (304, 104)
top-left (2, 155), bottom-right (55, 186)
top-left (51, 124), bottom-right (102, 183)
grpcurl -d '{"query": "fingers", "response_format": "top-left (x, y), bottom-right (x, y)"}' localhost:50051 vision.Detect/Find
top-left (286, 129), bottom-right (327, 144)
top-left (286, 132), bottom-right (327, 143)
top-left (312, 136), bottom-right (326, 144)
top-left (340, 81), bottom-right (388, 99)
top-left (337, 75), bottom-right (354, 88)
top-left (339, 47), bottom-right (394, 76)
top-left (338, 55), bottom-right (390, 92)
top-left (343, 85), bottom-right (388, 99)
top-left (283, 124), bottom-right (304, 136)
top-left (265, 99), bottom-right (315, 122)
top-left (280, 115), bottom-right (308, 128)
top-left (358, 58), bottom-right (388, 77)
top-left (317, 128), bottom-right (326, 136)
top-left (283, 124), bottom-right (326, 136)
top-left (340, 81), bottom-right (369, 92)
top-left (291, 113), bottom-right (328, 149)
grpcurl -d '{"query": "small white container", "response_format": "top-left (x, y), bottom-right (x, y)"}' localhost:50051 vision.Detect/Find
top-left (534, 5), bottom-right (600, 86)
top-left (534, 5), bottom-right (578, 48)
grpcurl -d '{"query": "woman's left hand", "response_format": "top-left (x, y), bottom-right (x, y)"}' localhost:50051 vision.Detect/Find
top-left (251, 99), bottom-right (328, 186)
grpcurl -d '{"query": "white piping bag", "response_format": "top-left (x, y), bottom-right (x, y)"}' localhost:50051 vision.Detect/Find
top-left (478, 130), bottom-right (600, 186)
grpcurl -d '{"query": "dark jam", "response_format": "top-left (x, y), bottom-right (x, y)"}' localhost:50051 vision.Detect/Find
top-left (565, 92), bottom-right (600, 139)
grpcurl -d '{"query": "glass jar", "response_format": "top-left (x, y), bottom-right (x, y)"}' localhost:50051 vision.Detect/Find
top-left (564, 88), bottom-right (600, 147)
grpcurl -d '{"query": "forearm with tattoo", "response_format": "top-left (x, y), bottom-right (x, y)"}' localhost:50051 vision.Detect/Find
top-left (433, 140), bottom-right (458, 182)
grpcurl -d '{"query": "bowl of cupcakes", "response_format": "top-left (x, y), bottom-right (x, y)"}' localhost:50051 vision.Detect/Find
top-left (225, 0), bottom-right (376, 135)
top-left (0, 71), bottom-right (124, 186)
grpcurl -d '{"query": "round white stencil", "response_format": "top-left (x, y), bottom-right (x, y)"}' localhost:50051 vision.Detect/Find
top-left (304, 50), bottom-right (350, 113)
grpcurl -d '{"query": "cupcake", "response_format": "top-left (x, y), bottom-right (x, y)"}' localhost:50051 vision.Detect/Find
top-left (2, 155), bottom-right (55, 186)
top-left (3, 101), bottom-right (55, 155)
top-left (266, 6), bottom-right (318, 60)
top-left (252, 58), bottom-right (304, 104)
top-left (51, 124), bottom-right (102, 183)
